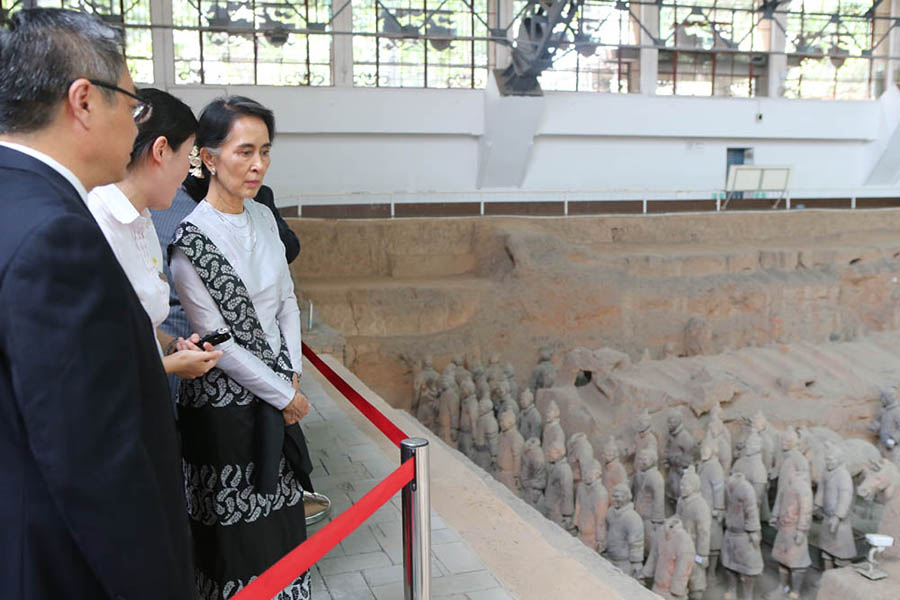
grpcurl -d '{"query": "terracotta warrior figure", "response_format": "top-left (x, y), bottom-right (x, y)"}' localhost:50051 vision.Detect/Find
top-left (542, 399), bottom-right (565, 455)
top-left (504, 362), bottom-right (519, 401)
top-left (436, 375), bottom-right (460, 448)
top-left (632, 408), bottom-right (659, 461)
top-left (567, 432), bottom-right (595, 487)
top-left (814, 444), bottom-right (856, 570)
top-left (773, 427), bottom-right (810, 521)
top-left (473, 396), bottom-right (499, 472)
top-left (708, 403), bottom-right (733, 475)
top-left (518, 389), bottom-right (542, 443)
top-left (698, 435), bottom-right (726, 582)
top-left (529, 346), bottom-right (557, 393)
top-left (496, 385), bottom-right (519, 421)
top-left (665, 408), bottom-right (698, 512)
top-left (605, 483), bottom-right (644, 577)
top-left (676, 467), bottom-right (711, 600)
top-left (495, 409), bottom-right (524, 494)
top-left (575, 459), bottom-right (609, 552)
top-left (452, 354), bottom-right (471, 389)
top-left (457, 379), bottom-right (479, 459)
top-left (633, 448), bottom-right (665, 552)
top-left (470, 360), bottom-right (490, 399)
top-left (489, 375), bottom-right (508, 407)
top-left (602, 437), bottom-right (628, 498)
top-left (722, 472), bottom-right (763, 600)
top-left (641, 516), bottom-right (695, 600)
top-left (766, 466), bottom-right (812, 600)
top-left (751, 410), bottom-right (779, 483)
top-left (868, 386), bottom-right (900, 463)
top-left (413, 355), bottom-right (440, 426)
top-left (732, 431), bottom-right (769, 521)
top-left (441, 360), bottom-right (458, 394)
top-left (520, 437), bottom-right (547, 508)
top-left (543, 440), bottom-right (575, 531)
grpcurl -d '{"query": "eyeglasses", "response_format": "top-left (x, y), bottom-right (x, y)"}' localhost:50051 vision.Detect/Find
top-left (88, 79), bottom-right (153, 124)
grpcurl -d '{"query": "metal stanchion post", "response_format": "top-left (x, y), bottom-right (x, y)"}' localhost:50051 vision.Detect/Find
top-left (401, 438), bottom-right (431, 600)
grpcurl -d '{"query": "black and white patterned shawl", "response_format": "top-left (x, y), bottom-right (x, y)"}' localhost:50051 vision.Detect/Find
top-left (170, 221), bottom-right (312, 494)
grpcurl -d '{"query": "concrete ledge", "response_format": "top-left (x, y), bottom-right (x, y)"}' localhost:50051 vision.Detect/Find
top-left (305, 353), bottom-right (659, 600)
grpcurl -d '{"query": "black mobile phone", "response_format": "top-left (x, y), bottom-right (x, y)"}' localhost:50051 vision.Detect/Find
top-left (197, 327), bottom-right (231, 347)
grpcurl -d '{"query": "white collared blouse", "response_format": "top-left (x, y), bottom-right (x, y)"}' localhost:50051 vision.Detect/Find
top-left (86, 183), bottom-right (170, 343)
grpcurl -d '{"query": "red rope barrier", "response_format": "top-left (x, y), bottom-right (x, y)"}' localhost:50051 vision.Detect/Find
top-left (302, 342), bottom-right (408, 447)
top-left (232, 458), bottom-right (415, 600)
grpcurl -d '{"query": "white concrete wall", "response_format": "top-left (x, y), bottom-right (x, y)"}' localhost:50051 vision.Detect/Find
top-left (161, 83), bottom-right (900, 206)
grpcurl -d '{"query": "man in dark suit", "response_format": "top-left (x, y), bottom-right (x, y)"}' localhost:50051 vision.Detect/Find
top-left (0, 9), bottom-right (194, 599)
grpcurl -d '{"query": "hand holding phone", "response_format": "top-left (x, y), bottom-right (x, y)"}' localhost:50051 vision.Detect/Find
top-left (197, 327), bottom-right (232, 348)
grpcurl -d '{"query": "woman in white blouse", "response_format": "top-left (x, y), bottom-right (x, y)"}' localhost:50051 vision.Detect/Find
top-left (169, 97), bottom-right (312, 600)
top-left (87, 89), bottom-right (222, 379)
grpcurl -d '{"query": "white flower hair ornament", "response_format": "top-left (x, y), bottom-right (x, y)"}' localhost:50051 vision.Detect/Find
top-left (188, 145), bottom-right (204, 179)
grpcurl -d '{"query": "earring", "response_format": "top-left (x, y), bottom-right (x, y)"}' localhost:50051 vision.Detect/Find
top-left (210, 167), bottom-right (217, 176)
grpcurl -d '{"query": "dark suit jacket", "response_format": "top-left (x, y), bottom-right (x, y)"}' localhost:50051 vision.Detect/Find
top-left (253, 185), bottom-right (300, 264)
top-left (0, 146), bottom-right (194, 599)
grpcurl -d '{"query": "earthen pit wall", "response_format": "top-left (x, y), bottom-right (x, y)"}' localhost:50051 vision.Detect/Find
top-left (288, 209), bottom-right (900, 411)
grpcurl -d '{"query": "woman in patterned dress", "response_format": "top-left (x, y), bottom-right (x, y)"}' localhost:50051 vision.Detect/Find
top-left (170, 97), bottom-right (313, 600)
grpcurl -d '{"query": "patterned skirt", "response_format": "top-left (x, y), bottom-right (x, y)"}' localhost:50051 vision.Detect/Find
top-left (180, 369), bottom-right (310, 600)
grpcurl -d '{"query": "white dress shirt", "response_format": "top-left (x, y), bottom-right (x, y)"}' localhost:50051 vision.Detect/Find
top-left (170, 199), bottom-right (302, 410)
top-left (86, 184), bottom-right (170, 351)
top-left (0, 141), bottom-right (89, 202)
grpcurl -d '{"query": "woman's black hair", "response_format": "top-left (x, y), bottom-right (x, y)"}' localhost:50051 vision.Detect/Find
top-left (182, 96), bottom-right (276, 202)
top-left (129, 88), bottom-right (197, 167)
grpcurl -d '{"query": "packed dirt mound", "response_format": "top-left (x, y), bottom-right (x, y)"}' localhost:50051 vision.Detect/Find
top-left (289, 210), bottom-right (900, 412)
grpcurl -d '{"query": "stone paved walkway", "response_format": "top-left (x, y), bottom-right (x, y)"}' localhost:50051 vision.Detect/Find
top-left (300, 361), bottom-right (515, 600)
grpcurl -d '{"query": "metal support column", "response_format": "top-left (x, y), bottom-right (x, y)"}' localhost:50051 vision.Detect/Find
top-left (401, 438), bottom-right (431, 600)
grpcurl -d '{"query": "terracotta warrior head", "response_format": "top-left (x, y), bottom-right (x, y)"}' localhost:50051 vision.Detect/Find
top-left (742, 432), bottom-right (762, 457)
top-left (781, 426), bottom-right (799, 451)
top-left (499, 409), bottom-right (516, 432)
top-left (423, 355), bottom-right (434, 369)
top-left (636, 448), bottom-right (657, 472)
top-left (546, 439), bottom-right (566, 463)
top-left (544, 400), bottom-right (560, 424)
top-left (460, 378), bottom-right (476, 397)
top-left (504, 362), bottom-right (515, 378)
top-left (488, 353), bottom-right (500, 366)
top-left (680, 465), bottom-right (700, 498)
top-left (524, 436), bottom-right (542, 456)
top-left (602, 437), bottom-right (620, 463)
top-left (662, 516), bottom-right (684, 541)
top-left (584, 459), bottom-right (603, 484)
top-left (634, 409), bottom-right (652, 434)
top-left (667, 408), bottom-right (683, 433)
top-left (612, 483), bottom-right (632, 508)
top-left (539, 346), bottom-right (553, 362)
top-left (751, 410), bottom-right (768, 432)
top-left (519, 389), bottom-right (534, 409)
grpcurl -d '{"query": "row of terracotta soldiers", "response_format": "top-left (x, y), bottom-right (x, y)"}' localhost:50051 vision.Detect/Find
top-left (521, 405), bottom-right (855, 600)
top-left (410, 349), bottom-right (557, 460)
top-left (410, 354), bottom-right (858, 600)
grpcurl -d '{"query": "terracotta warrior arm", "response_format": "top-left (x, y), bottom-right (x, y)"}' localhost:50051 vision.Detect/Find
top-left (628, 515), bottom-right (645, 564)
top-left (696, 508), bottom-right (711, 557)
top-left (834, 470), bottom-right (853, 520)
